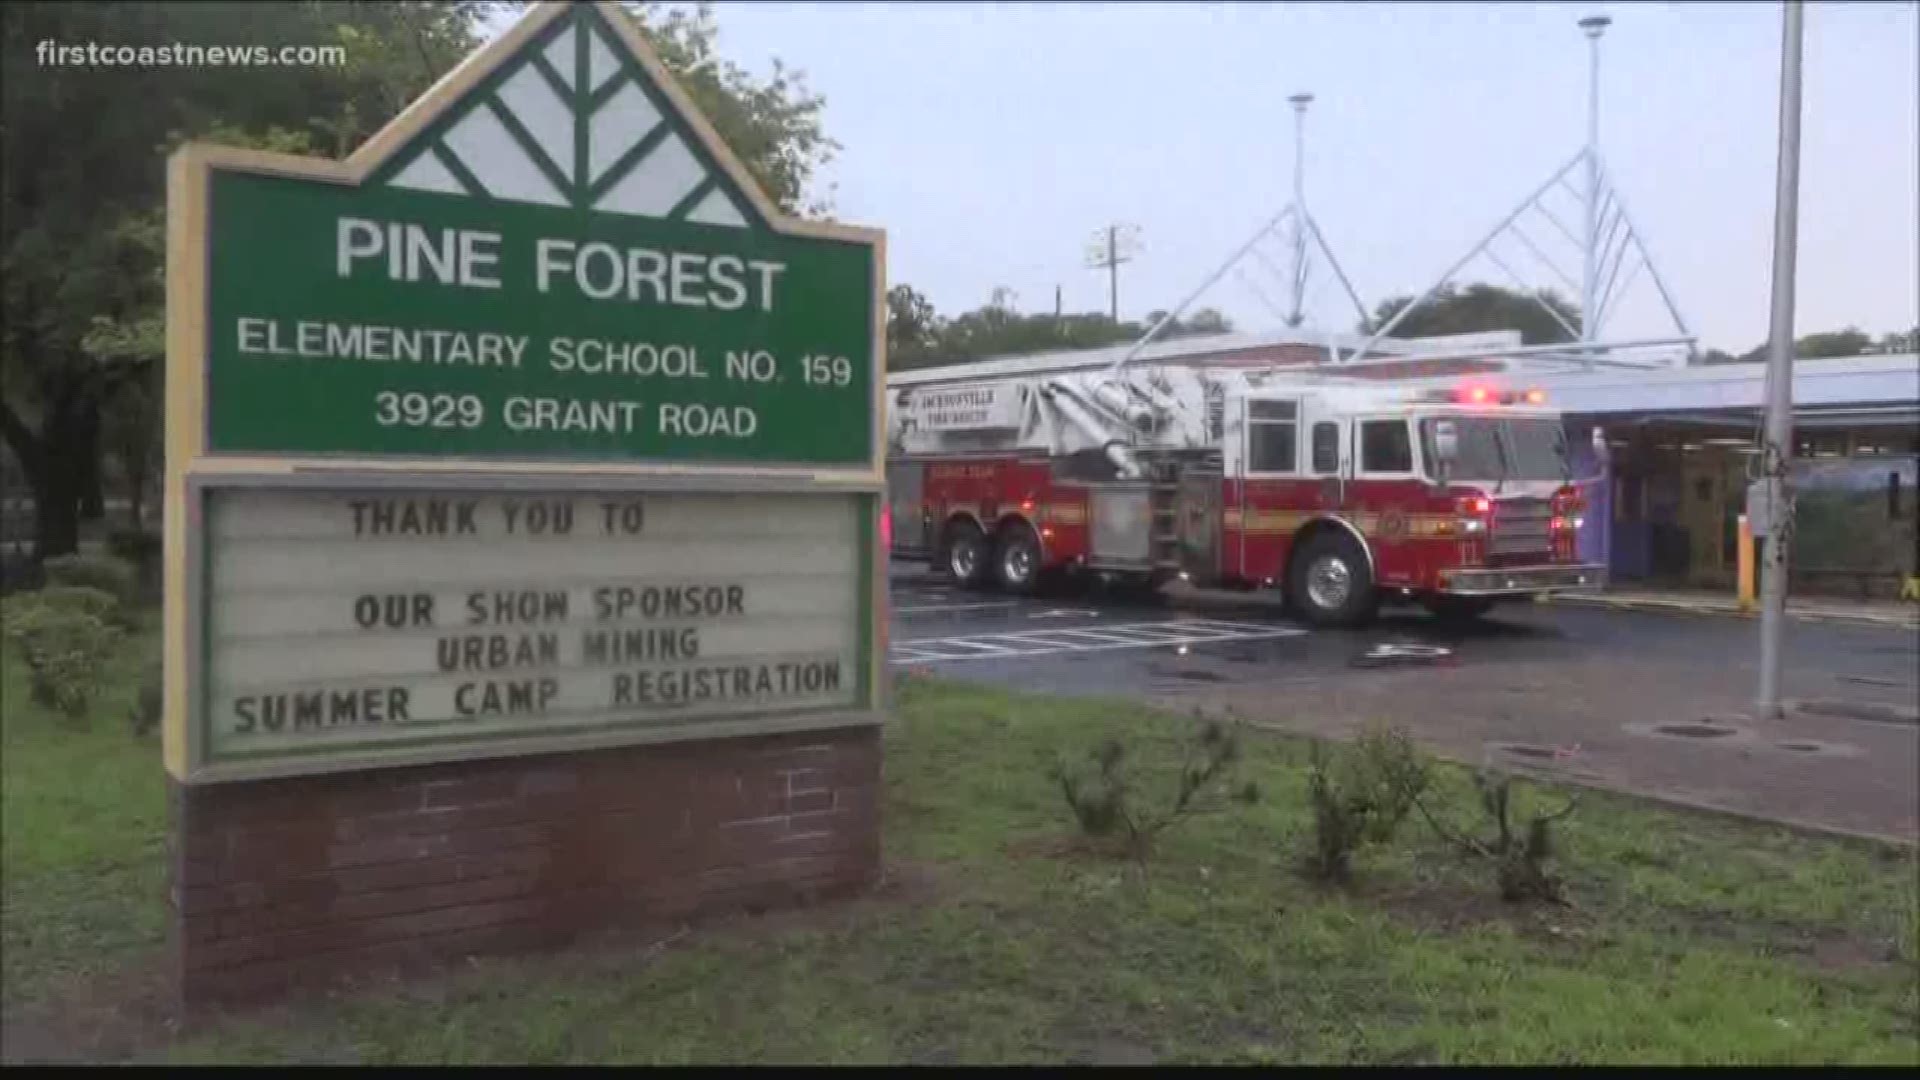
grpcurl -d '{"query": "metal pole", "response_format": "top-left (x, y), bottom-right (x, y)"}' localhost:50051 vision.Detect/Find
top-left (1579, 15), bottom-right (1611, 349)
top-left (1105, 207), bottom-right (1293, 377)
top-left (1336, 151), bottom-right (1586, 362)
top-left (1756, 0), bottom-right (1805, 719)
top-left (1302, 213), bottom-right (1373, 328)
top-left (1108, 224), bottom-right (1119, 322)
top-left (1589, 157), bottom-right (1699, 349)
top-left (1288, 92), bottom-right (1313, 327)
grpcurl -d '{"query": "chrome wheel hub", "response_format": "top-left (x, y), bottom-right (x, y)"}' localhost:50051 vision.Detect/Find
top-left (1003, 544), bottom-right (1034, 583)
top-left (950, 539), bottom-right (980, 579)
top-left (1306, 555), bottom-right (1352, 610)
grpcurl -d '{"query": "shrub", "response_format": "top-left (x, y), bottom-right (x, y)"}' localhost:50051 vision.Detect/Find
top-left (1304, 723), bottom-right (1431, 883)
top-left (1416, 770), bottom-right (1579, 903)
top-left (129, 658), bottom-right (163, 739)
top-left (42, 553), bottom-right (139, 609)
top-left (106, 530), bottom-right (163, 602)
top-left (106, 529), bottom-right (162, 565)
top-left (34, 586), bottom-right (119, 624)
top-left (1050, 718), bottom-right (1256, 860)
top-left (1, 589), bottom-right (125, 722)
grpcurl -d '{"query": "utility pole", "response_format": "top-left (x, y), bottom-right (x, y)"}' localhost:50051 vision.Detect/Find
top-left (1756, 0), bottom-right (1805, 719)
top-left (1085, 223), bottom-right (1140, 322)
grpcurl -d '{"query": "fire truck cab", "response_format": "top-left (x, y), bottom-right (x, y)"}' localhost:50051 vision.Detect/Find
top-left (887, 363), bottom-right (1606, 627)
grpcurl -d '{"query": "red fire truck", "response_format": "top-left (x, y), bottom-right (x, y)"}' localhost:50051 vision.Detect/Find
top-left (886, 358), bottom-right (1606, 627)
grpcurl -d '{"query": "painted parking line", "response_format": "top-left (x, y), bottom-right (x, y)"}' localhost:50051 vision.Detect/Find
top-left (889, 619), bottom-right (1307, 665)
top-left (893, 600), bottom-right (1023, 614)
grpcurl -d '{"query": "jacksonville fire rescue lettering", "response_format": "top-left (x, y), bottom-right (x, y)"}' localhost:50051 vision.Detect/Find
top-left (911, 382), bottom-right (1020, 432)
top-left (206, 489), bottom-right (860, 764)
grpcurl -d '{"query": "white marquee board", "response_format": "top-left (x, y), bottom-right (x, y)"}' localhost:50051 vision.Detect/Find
top-left (187, 484), bottom-right (869, 779)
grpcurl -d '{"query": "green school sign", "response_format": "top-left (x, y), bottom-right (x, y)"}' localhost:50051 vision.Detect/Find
top-left (163, 0), bottom-right (887, 783)
top-left (197, 2), bottom-right (877, 468)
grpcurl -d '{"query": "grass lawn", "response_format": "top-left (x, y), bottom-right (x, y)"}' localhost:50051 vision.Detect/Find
top-left (3, 629), bottom-right (1916, 1064)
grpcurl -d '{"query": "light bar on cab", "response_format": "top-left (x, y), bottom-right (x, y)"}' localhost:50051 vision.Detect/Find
top-left (1416, 386), bottom-right (1549, 406)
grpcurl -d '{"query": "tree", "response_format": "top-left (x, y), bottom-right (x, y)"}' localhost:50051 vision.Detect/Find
top-left (883, 290), bottom-right (1240, 372)
top-left (3, 0), bottom-right (839, 560)
top-left (1722, 326), bottom-right (1894, 364)
top-left (1, 1), bottom-right (496, 559)
top-left (887, 285), bottom-right (942, 369)
top-left (1362, 282), bottom-right (1580, 346)
top-left (615, 2), bottom-right (838, 216)
top-left (1143, 307), bottom-right (1234, 341)
top-left (1877, 328), bottom-right (1918, 354)
top-left (1794, 328), bottom-right (1873, 359)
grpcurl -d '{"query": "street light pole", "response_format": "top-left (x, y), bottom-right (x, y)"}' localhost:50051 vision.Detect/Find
top-left (1578, 15), bottom-right (1610, 352)
top-left (1756, 0), bottom-right (1805, 719)
top-left (1286, 92), bottom-right (1313, 328)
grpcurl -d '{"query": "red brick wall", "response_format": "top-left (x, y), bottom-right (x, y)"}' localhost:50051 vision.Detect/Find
top-left (169, 726), bottom-right (881, 1009)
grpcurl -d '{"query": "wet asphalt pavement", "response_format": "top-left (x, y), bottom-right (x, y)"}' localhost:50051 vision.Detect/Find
top-left (888, 565), bottom-right (1918, 702)
top-left (885, 562), bottom-right (1920, 840)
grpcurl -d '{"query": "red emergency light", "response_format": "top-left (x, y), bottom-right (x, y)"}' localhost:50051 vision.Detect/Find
top-left (1441, 385), bottom-right (1546, 406)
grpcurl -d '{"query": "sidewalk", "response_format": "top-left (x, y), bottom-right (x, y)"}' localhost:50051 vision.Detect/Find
top-left (1551, 587), bottom-right (1920, 630)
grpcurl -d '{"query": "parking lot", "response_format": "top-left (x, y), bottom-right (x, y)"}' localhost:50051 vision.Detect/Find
top-left (886, 565), bottom-right (1920, 841)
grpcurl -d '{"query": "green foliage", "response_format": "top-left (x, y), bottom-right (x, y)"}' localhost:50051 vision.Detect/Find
top-left (6, 675), bottom-right (1917, 1062)
top-left (3, 0), bottom-right (844, 560)
top-left (1792, 328), bottom-right (1875, 360)
top-left (42, 553), bottom-right (138, 609)
top-left (129, 658), bottom-right (163, 739)
top-left (619, 1), bottom-right (838, 216)
top-left (32, 586), bottom-right (120, 625)
top-left (1363, 281), bottom-right (1579, 345)
top-left (0, 588), bottom-right (125, 721)
top-left (106, 529), bottom-right (162, 566)
top-left (886, 285), bottom-right (941, 367)
top-left (1708, 325), bottom-right (1911, 364)
top-left (887, 282), bottom-right (1236, 371)
top-left (1304, 724), bottom-right (1432, 883)
top-left (1049, 718), bottom-right (1254, 859)
top-left (2, 0), bottom-right (492, 558)
top-left (1417, 770), bottom-right (1580, 903)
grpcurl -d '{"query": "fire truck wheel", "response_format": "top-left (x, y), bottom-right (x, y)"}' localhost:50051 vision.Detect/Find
top-left (1289, 532), bottom-right (1379, 627)
top-left (993, 523), bottom-right (1043, 595)
top-left (943, 520), bottom-right (992, 590)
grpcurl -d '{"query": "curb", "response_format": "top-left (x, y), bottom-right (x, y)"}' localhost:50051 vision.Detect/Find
top-left (1553, 594), bottom-right (1920, 632)
top-left (1497, 764), bottom-right (1919, 851)
top-left (1226, 716), bottom-right (1919, 851)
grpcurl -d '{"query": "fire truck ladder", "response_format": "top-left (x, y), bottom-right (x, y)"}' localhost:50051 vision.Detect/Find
top-left (1148, 460), bottom-right (1183, 571)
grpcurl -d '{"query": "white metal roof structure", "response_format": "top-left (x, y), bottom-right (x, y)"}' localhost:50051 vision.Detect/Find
top-left (886, 328), bottom-right (1525, 388)
top-left (1427, 354), bottom-right (1920, 426)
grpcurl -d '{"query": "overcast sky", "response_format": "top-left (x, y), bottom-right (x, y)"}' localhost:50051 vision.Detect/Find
top-left (496, 2), bottom-right (1918, 352)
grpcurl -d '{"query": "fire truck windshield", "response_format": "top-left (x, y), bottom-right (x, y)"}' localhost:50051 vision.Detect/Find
top-left (1421, 417), bottom-right (1569, 484)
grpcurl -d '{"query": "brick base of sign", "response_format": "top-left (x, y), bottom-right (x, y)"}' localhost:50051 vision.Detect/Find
top-left (168, 726), bottom-right (880, 1011)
